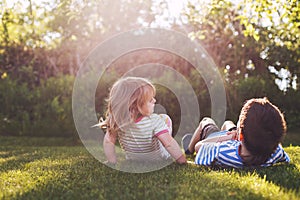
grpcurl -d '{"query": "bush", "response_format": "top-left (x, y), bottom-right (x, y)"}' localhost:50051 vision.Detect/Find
top-left (0, 70), bottom-right (299, 138)
top-left (227, 76), bottom-right (299, 129)
top-left (31, 75), bottom-right (76, 137)
top-left (0, 75), bottom-right (77, 137)
top-left (0, 77), bottom-right (34, 135)
top-left (280, 89), bottom-right (300, 130)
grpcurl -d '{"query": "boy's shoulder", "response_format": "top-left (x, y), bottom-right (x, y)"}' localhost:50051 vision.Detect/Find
top-left (262, 144), bottom-right (290, 166)
top-left (197, 140), bottom-right (241, 159)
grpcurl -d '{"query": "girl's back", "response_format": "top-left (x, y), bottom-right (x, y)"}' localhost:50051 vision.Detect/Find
top-left (118, 114), bottom-right (171, 161)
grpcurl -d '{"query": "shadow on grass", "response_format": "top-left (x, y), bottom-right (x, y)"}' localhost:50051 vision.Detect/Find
top-left (0, 146), bottom-right (45, 173)
top-left (250, 164), bottom-right (300, 192)
top-left (0, 136), bottom-right (82, 147)
top-left (209, 163), bottom-right (300, 193)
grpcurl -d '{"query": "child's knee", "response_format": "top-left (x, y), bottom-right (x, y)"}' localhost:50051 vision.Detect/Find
top-left (221, 120), bottom-right (236, 131)
top-left (200, 117), bottom-right (216, 128)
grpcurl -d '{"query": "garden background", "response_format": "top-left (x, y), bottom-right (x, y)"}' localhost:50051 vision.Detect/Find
top-left (0, 0), bottom-right (299, 199)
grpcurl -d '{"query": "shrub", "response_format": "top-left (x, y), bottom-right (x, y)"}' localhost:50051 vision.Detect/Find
top-left (0, 77), bottom-right (34, 135)
top-left (31, 75), bottom-right (76, 137)
top-left (0, 75), bottom-right (77, 137)
top-left (0, 69), bottom-right (298, 138)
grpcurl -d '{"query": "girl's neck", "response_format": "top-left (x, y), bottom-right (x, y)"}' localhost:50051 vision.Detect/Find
top-left (134, 115), bottom-right (144, 123)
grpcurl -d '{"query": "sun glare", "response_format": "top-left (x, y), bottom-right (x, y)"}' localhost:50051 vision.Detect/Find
top-left (166, 0), bottom-right (186, 18)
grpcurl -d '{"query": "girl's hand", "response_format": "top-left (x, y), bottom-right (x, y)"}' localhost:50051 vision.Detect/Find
top-left (103, 131), bottom-right (117, 164)
top-left (103, 160), bottom-right (117, 166)
top-left (176, 154), bottom-right (187, 164)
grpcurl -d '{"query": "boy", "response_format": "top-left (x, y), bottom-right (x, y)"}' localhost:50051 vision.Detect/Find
top-left (182, 98), bottom-right (290, 168)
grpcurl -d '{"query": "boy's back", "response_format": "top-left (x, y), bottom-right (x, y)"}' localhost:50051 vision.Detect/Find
top-left (194, 139), bottom-right (290, 168)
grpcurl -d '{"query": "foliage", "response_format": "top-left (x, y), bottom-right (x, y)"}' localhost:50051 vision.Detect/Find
top-left (0, 0), bottom-right (57, 48)
top-left (182, 0), bottom-right (300, 129)
top-left (0, 136), bottom-right (299, 199)
top-left (1, 70), bottom-right (299, 137)
top-left (238, 0), bottom-right (300, 89)
top-left (0, 76), bottom-right (33, 135)
top-left (184, 0), bottom-right (269, 81)
top-left (0, 75), bottom-right (76, 137)
top-left (225, 76), bottom-right (283, 120)
top-left (184, 0), bottom-right (299, 89)
top-left (225, 76), bottom-right (300, 130)
top-left (0, 0), bottom-right (61, 80)
top-left (0, 0), bottom-right (155, 80)
top-left (239, 0), bottom-right (299, 51)
top-left (280, 89), bottom-right (300, 130)
top-left (0, 0), bottom-right (299, 137)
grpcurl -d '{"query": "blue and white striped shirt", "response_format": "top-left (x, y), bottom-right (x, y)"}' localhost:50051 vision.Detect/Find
top-left (195, 140), bottom-right (290, 168)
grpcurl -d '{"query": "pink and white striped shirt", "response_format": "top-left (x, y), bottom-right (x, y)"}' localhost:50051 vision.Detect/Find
top-left (118, 114), bottom-right (171, 160)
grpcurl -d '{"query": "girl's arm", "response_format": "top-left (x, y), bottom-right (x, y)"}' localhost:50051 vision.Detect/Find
top-left (103, 131), bottom-right (117, 164)
top-left (157, 133), bottom-right (187, 164)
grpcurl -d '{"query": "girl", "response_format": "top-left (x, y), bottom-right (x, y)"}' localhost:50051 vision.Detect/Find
top-left (100, 76), bottom-right (186, 164)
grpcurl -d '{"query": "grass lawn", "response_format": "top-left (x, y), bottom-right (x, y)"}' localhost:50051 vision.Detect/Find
top-left (0, 132), bottom-right (299, 200)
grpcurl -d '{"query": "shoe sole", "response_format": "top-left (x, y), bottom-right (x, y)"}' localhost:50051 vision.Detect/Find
top-left (181, 133), bottom-right (193, 154)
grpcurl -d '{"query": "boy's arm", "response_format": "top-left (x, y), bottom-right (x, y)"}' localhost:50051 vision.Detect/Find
top-left (194, 142), bottom-right (219, 165)
top-left (157, 133), bottom-right (187, 164)
top-left (195, 131), bottom-right (238, 153)
top-left (195, 140), bottom-right (208, 152)
top-left (194, 133), bottom-right (234, 152)
top-left (103, 131), bottom-right (117, 164)
top-left (199, 130), bottom-right (237, 143)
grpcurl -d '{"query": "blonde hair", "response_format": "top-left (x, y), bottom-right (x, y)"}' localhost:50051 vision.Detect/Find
top-left (101, 77), bottom-right (156, 136)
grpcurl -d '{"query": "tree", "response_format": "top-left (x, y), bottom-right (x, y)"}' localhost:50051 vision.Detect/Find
top-left (183, 0), bottom-right (299, 91)
top-left (238, 0), bottom-right (300, 90)
top-left (0, 0), bottom-right (155, 80)
top-left (183, 0), bottom-right (270, 81)
top-left (0, 0), bottom-right (61, 82)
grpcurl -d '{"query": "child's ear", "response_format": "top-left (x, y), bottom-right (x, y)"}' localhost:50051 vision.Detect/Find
top-left (239, 132), bottom-right (244, 141)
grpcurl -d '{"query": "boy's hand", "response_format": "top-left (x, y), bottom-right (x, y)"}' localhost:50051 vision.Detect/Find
top-left (227, 130), bottom-right (238, 140)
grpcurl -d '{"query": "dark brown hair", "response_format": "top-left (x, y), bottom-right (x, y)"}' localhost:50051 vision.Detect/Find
top-left (238, 97), bottom-right (286, 166)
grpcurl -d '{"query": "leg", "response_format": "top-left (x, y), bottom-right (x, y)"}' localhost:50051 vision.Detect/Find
top-left (187, 117), bottom-right (219, 153)
top-left (221, 120), bottom-right (237, 131)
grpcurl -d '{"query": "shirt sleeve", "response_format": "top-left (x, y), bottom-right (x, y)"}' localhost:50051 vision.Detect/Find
top-left (195, 142), bottom-right (219, 166)
top-left (263, 144), bottom-right (290, 167)
top-left (151, 114), bottom-right (169, 137)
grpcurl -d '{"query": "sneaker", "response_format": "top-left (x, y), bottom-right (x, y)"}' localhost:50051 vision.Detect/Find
top-left (181, 133), bottom-right (193, 155)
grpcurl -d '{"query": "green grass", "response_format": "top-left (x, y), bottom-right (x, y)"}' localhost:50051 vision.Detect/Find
top-left (0, 135), bottom-right (299, 200)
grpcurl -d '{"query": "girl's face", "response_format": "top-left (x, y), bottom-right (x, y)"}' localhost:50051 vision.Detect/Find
top-left (141, 91), bottom-right (156, 116)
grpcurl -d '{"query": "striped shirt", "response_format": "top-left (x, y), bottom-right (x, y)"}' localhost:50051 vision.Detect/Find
top-left (195, 140), bottom-right (290, 168)
top-left (118, 114), bottom-right (171, 160)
